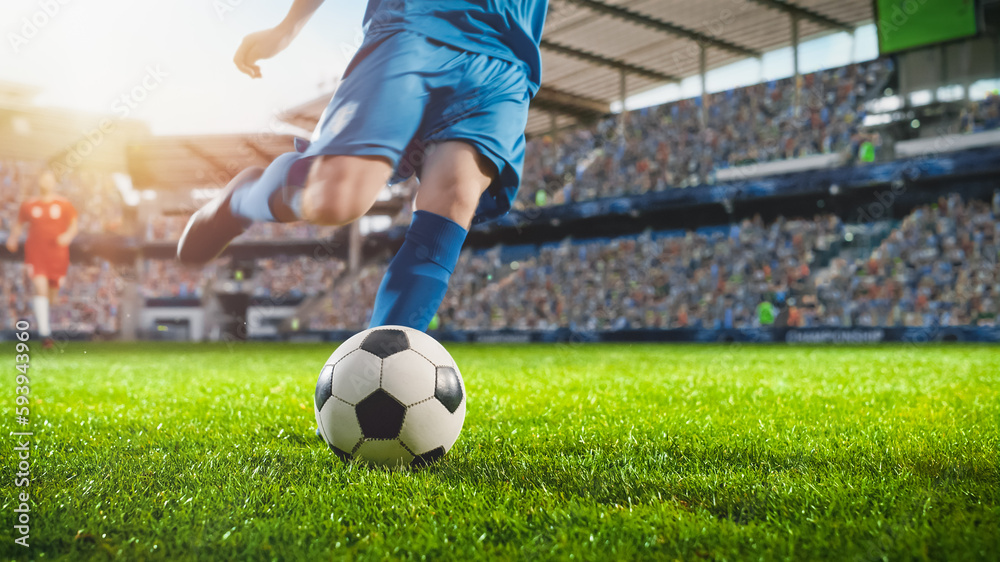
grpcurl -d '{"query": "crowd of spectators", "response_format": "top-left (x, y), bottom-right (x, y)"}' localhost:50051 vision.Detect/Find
top-left (5, 57), bottom-right (1000, 337)
top-left (296, 214), bottom-right (842, 331)
top-left (295, 193), bottom-right (998, 332)
top-left (246, 256), bottom-right (345, 300)
top-left (140, 259), bottom-right (214, 299)
top-left (139, 255), bottom-right (345, 302)
top-left (437, 216), bottom-right (843, 331)
top-left (956, 93), bottom-right (1000, 134)
top-left (302, 264), bottom-right (388, 330)
top-left (4, 193), bottom-right (996, 335)
top-left (517, 60), bottom-right (893, 207)
top-left (1, 261), bottom-right (120, 334)
top-left (143, 214), bottom-right (341, 242)
top-left (1, 160), bottom-right (124, 236)
top-left (818, 195), bottom-right (998, 328)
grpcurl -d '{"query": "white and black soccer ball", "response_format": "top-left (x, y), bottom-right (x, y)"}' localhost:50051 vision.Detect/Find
top-left (314, 325), bottom-right (466, 467)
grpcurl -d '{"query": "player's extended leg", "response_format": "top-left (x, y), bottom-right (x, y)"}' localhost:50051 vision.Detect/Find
top-left (368, 141), bottom-right (493, 330)
top-left (177, 153), bottom-right (391, 264)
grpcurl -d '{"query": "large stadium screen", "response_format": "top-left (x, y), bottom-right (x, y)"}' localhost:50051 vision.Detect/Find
top-left (875, 0), bottom-right (978, 54)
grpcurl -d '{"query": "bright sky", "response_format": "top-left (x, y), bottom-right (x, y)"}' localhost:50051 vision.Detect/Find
top-left (1, 0), bottom-right (879, 136)
top-left (1, 0), bottom-right (366, 135)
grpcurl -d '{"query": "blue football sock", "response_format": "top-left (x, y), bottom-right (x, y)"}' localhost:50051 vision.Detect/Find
top-left (229, 151), bottom-right (314, 223)
top-left (369, 210), bottom-right (468, 331)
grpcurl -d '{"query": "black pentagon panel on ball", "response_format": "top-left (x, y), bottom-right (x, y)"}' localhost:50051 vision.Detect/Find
top-left (328, 442), bottom-right (352, 463)
top-left (315, 365), bottom-right (334, 409)
top-left (434, 366), bottom-right (463, 414)
top-left (413, 446), bottom-right (446, 467)
top-left (355, 389), bottom-right (407, 439)
top-left (360, 329), bottom-right (410, 359)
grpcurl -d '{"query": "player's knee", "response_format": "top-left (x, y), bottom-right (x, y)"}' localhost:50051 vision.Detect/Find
top-left (450, 185), bottom-right (483, 223)
top-left (301, 159), bottom-right (382, 226)
top-left (302, 190), bottom-right (368, 225)
top-left (421, 177), bottom-right (486, 225)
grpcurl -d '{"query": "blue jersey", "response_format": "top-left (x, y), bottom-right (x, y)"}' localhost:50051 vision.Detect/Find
top-left (362, 0), bottom-right (548, 94)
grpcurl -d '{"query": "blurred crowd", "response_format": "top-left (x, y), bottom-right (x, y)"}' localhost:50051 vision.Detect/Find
top-left (1, 261), bottom-right (120, 334)
top-left (143, 214), bottom-right (340, 242)
top-left (3, 193), bottom-right (996, 334)
top-left (4, 56), bottom-right (1000, 335)
top-left (1, 160), bottom-right (124, 236)
top-left (441, 216), bottom-right (842, 330)
top-left (303, 264), bottom-right (387, 330)
top-left (957, 94), bottom-right (1000, 134)
top-left (818, 195), bottom-right (998, 328)
top-left (139, 255), bottom-right (345, 301)
top-left (517, 60), bottom-right (893, 207)
top-left (295, 215), bottom-right (842, 331)
top-left (296, 194), bottom-right (998, 332)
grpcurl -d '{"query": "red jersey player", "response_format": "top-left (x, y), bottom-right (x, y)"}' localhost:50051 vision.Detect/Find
top-left (5, 170), bottom-right (78, 346)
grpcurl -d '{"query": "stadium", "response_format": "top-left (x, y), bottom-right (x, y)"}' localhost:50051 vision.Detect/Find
top-left (1, 0), bottom-right (998, 559)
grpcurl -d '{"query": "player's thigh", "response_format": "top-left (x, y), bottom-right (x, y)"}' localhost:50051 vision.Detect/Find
top-left (415, 142), bottom-right (495, 228)
top-left (301, 155), bottom-right (394, 226)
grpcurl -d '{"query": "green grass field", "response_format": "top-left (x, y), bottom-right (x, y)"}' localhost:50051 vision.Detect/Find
top-left (3, 343), bottom-right (998, 561)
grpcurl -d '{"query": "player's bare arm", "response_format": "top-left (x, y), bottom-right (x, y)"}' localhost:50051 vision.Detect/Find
top-left (5, 217), bottom-right (23, 253)
top-left (233, 0), bottom-right (326, 78)
top-left (56, 216), bottom-right (77, 247)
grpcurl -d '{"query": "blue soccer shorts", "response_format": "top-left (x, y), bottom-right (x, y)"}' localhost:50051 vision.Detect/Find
top-left (300, 30), bottom-right (532, 224)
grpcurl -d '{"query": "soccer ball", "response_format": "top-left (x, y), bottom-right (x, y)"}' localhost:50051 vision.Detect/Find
top-left (314, 325), bottom-right (466, 467)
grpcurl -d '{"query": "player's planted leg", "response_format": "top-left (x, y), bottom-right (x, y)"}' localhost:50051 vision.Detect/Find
top-left (369, 142), bottom-right (492, 331)
top-left (369, 211), bottom-right (467, 329)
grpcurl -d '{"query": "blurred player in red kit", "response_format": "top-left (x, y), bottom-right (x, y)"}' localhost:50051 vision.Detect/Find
top-left (5, 169), bottom-right (78, 347)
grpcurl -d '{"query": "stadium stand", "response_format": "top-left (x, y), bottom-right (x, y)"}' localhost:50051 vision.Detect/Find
top-left (3, 9), bottom-right (1000, 341)
top-left (1, 160), bottom-right (127, 333)
top-left (821, 195), bottom-right (999, 328)
top-left (517, 59), bottom-right (894, 207)
top-left (139, 255), bottom-right (346, 301)
top-left (2, 261), bottom-right (120, 334)
top-left (288, 196), bottom-right (997, 332)
top-left (958, 94), bottom-right (1000, 133)
top-left (8, 93), bottom-right (997, 336)
top-left (143, 214), bottom-right (342, 243)
top-left (1, 160), bottom-right (125, 235)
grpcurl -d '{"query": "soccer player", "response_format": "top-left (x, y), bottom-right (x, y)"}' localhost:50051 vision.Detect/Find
top-left (178, 0), bottom-right (546, 332)
top-left (5, 169), bottom-right (78, 347)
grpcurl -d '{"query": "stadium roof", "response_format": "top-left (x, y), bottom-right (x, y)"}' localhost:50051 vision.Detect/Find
top-left (126, 133), bottom-right (297, 189)
top-left (0, 100), bottom-right (148, 172)
top-left (129, 0), bottom-right (875, 190)
top-left (282, 0), bottom-right (874, 136)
